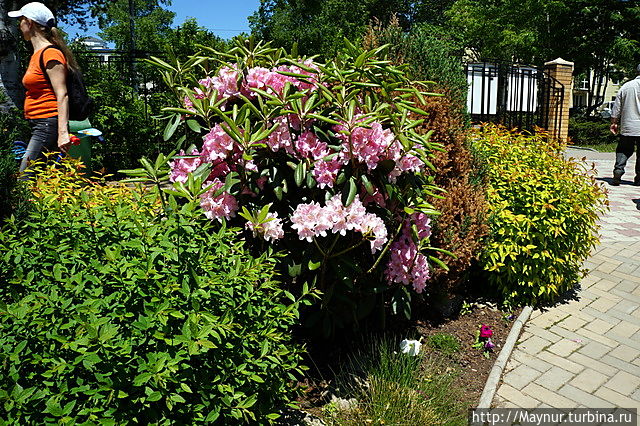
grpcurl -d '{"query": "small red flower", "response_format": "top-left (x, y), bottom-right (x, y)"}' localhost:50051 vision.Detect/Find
top-left (480, 325), bottom-right (493, 338)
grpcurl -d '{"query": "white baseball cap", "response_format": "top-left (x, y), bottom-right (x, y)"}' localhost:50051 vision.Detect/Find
top-left (9, 2), bottom-right (56, 28)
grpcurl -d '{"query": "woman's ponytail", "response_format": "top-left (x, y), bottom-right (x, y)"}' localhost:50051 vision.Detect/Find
top-left (39, 25), bottom-right (80, 71)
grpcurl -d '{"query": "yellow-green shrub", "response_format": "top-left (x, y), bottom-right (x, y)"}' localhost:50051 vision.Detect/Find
top-left (472, 125), bottom-right (608, 305)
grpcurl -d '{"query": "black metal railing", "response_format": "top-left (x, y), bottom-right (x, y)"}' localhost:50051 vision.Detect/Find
top-left (465, 61), bottom-right (564, 139)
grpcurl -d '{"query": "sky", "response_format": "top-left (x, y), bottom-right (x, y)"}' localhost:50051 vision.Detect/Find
top-left (66, 0), bottom-right (261, 43)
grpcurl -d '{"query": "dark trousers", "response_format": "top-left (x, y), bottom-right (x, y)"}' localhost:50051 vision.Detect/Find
top-left (19, 117), bottom-right (58, 173)
top-left (613, 135), bottom-right (640, 181)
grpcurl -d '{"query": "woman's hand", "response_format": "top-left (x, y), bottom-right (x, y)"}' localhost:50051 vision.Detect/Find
top-left (58, 131), bottom-right (72, 152)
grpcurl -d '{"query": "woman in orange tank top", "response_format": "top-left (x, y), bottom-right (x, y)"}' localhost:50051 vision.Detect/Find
top-left (9, 2), bottom-right (79, 173)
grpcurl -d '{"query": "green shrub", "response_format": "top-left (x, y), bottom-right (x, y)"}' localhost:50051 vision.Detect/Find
top-left (0, 108), bottom-right (31, 221)
top-left (0, 158), bottom-right (317, 424)
top-left (568, 116), bottom-right (617, 146)
top-left (473, 125), bottom-right (608, 305)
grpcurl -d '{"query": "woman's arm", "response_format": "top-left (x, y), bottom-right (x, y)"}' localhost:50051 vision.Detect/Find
top-left (46, 60), bottom-right (71, 152)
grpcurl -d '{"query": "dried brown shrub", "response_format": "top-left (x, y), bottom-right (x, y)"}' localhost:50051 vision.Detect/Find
top-left (364, 17), bottom-right (487, 306)
top-left (417, 95), bottom-right (488, 299)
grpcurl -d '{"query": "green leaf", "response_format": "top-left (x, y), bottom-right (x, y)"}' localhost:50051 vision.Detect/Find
top-left (163, 114), bottom-right (181, 142)
top-left (342, 176), bottom-right (357, 207)
top-left (361, 175), bottom-right (374, 195)
top-left (186, 119), bottom-right (202, 133)
top-left (146, 391), bottom-right (162, 402)
top-left (308, 260), bottom-right (321, 271)
top-left (294, 162), bottom-right (306, 187)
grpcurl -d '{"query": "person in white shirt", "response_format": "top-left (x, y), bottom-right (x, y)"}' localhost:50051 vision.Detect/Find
top-left (610, 64), bottom-right (640, 186)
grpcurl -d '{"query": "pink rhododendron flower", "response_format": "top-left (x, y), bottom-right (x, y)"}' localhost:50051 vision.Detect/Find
top-left (245, 212), bottom-right (285, 242)
top-left (313, 158), bottom-right (342, 189)
top-left (480, 325), bottom-right (493, 338)
top-left (169, 149), bottom-right (201, 183)
top-left (384, 213), bottom-right (432, 293)
top-left (200, 179), bottom-right (238, 222)
top-left (290, 195), bottom-right (387, 252)
top-left (212, 65), bottom-right (240, 100)
top-left (266, 117), bottom-right (296, 155)
top-left (295, 131), bottom-right (329, 160)
top-left (201, 124), bottom-right (235, 162)
top-left (242, 67), bottom-right (271, 98)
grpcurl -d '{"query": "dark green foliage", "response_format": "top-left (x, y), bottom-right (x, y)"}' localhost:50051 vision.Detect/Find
top-left (0, 160), bottom-right (315, 424)
top-left (568, 116), bottom-right (617, 146)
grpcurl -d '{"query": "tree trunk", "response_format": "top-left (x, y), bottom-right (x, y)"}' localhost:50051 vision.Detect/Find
top-left (0, 0), bottom-right (23, 112)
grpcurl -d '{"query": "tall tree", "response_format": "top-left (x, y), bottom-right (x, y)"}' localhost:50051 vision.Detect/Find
top-left (95, 0), bottom-right (174, 54)
top-left (249, 0), bottom-right (415, 57)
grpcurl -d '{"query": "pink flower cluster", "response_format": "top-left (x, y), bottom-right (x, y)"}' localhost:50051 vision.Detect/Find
top-left (169, 149), bottom-right (202, 183)
top-left (200, 179), bottom-right (238, 222)
top-left (291, 195), bottom-right (387, 252)
top-left (245, 212), bottom-right (285, 242)
top-left (334, 119), bottom-right (425, 181)
top-left (385, 213), bottom-right (432, 293)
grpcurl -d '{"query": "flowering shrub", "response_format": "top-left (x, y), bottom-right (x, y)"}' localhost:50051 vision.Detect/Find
top-left (473, 125), bottom-right (608, 306)
top-left (149, 37), bottom-right (445, 334)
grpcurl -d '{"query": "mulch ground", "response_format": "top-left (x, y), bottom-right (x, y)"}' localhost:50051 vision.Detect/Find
top-left (415, 305), bottom-right (522, 407)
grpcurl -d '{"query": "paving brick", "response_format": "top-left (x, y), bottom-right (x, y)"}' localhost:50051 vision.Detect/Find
top-left (589, 298), bottom-right (618, 313)
top-left (594, 387), bottom-right (640, 408)
top-left (608, 321), bottom-right (640, 339)
top-left (612, 299), bottom-right (640, 316)
top-left (600, 354), bottom-right (640, 376)
top-left (608, 345), bottom-right (640, 363)
top-left (537, 351), bottom-right (585, 374)
top-left (566, 352), bottom-right (618, 377)
top-left (558, 384), bottom-right (614, 408)
top-left (511, 351), bottom-right (553, 373)
top-left (517, 335), bottom-right (553, 355)
top-left (589, 298), bottom-right (616, 312)
top-left (495, 383), bottom-right (540, 408)
top-left (503, 365), bottom-right (542, 390)
top-left (548, 339), bottom-right (583, 357)
top-left (569, 369), bottom-right (609, 393)
top-left (558, 315), bottom-right (588, 332)
top-left (574, 327), bottom-right (620, 348)
top-left (525, 324), bottom-right (563, 343)
top-left (536, 366), bottom-right (576, 391)
top-left (521, 382), bottom-right (577, 408)
top-left (577, 340), bottom-right (615, 359)
top-left (604, 371), bottom-right (640, 396)
top-left (531, 311), bottom-right (570, 329)
top-left (584, 318), bottom-right (617, 334)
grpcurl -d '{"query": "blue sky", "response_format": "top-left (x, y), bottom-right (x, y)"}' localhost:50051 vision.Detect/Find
top-left (66, 0), bottom-right (261, 43)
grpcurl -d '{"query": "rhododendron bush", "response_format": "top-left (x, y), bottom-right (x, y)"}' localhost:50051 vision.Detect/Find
top-left (146, 37), bottom-right (448, 333)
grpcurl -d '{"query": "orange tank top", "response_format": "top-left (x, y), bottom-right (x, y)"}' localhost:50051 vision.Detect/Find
top-left (22, 46), bottom-right (67, 119)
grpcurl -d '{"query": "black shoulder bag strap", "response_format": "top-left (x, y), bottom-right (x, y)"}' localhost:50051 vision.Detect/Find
top-left (38, 44), bottom-right (64, 88)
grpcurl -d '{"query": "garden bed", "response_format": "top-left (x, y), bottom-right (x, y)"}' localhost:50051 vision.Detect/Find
top-left (295, 303), bottom-right (520, 423)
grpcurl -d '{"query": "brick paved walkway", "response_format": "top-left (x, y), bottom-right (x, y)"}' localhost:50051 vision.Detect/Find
top-left (494, 149), bottom-right (640, 411)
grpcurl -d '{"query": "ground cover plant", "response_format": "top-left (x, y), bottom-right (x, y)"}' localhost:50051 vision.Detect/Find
top-left (321, 336), bottom-right (468, 425)
top-left (472, 125), bottom-right (608, 305)
top-left (150, 37), bottom-right (449, 336)
top-left (0, 157), bottom-right (317, 424)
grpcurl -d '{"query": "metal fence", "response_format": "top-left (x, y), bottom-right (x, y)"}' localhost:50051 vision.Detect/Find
top-left (465, 61), bottom-right (565, 139)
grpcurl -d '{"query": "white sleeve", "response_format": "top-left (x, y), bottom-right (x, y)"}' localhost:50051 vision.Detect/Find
top-left (611, 86), bottom-right (624, 119)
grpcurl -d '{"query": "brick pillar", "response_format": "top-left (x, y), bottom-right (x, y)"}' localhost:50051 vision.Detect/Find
top-left (544, 58), bottom-right (574, 141)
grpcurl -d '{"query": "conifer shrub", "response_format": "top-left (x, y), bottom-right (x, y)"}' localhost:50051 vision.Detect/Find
top-left (0, 158), bottom-right (316, 424)
top-left (472, 125), bottom-right (608, 305)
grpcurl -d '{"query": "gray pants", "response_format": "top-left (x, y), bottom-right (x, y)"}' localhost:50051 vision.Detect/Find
top-left (19, 117), bottom-right (58, 173)
top-left (613, 135), bottom-right (640, 181)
